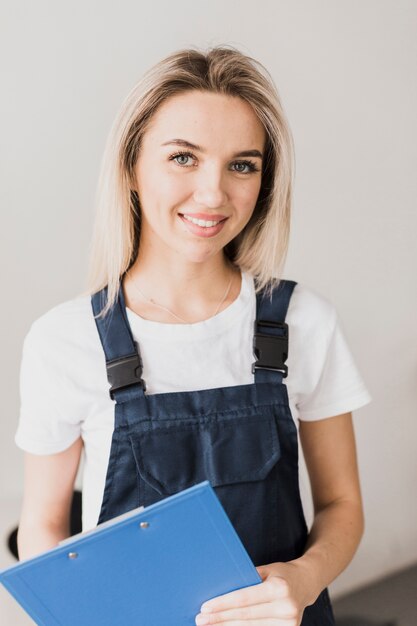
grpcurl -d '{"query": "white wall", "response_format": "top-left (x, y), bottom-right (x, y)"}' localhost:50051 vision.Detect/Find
top-left (1, 0), bottom-right (416, 601)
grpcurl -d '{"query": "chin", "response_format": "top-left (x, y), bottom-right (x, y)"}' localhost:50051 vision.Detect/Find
top-left (176, 246), bottom-right (222, 265)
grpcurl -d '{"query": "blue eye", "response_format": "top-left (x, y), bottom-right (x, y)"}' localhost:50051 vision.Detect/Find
top-left (169, 151), bottom-right (196, 167)
top-left (232, 161), bottom-right (259, 174)
top-left (168, 151), bottom-right (260, 174)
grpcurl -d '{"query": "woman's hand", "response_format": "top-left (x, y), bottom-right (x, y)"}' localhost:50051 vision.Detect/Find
top-left (194, 561), bottom-right (313, 625)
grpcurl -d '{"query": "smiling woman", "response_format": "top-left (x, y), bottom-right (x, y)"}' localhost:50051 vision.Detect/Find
top-left (14, 45), bottom-right (372, 626)
top-left (84, 46), bottom-right (294, 321)
top-left (122, 89), bottom-right (267, 314)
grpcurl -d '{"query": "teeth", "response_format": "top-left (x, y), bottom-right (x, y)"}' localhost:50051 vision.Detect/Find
top-left (182, 214), bottom-right (222, 227)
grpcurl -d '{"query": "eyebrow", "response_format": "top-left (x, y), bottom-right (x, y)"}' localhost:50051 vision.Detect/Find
top-left (161, 138), bottom-right (263, 160)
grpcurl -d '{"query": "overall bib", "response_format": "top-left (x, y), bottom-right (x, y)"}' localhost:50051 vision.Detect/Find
top-left (91, 277), bottom-right (336, 625)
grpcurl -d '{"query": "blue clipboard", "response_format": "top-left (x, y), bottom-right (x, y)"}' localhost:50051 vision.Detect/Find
top-left (0, 481), bottom-right (262, 625)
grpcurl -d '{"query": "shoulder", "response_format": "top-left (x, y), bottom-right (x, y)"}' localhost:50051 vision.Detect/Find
top-left (27, 292), bottom-right (95, 332)
top-left (16, 293), bottom-right (106, 455)
top-left (285, 281), bottom-right (338, 341)
top-left (280, 280), bottom-right (372, 421)
top-left (23, 293), bottom-right (99, 358)
top-left (20, 292), bottom-right (108, 405)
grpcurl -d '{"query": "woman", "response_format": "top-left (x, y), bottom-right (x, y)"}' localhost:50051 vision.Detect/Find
top-left (15, 46), bottom-right (371, 625)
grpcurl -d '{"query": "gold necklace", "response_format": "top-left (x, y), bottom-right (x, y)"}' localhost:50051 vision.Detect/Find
top-left (127, 271), bottom-right (234, 323)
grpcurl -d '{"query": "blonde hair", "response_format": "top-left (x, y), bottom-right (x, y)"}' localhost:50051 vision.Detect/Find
top-left (85, 44), bottom-right (295, 318)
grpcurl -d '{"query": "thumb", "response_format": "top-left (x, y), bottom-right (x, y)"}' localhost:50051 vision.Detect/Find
top-left (255, 565), bottom-right (268, 581)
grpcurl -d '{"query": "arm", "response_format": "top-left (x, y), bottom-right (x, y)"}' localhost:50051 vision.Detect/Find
top-left (17, 436), bottom-right (84, 560)
top-left (289, 411), bottom-right (365, 604)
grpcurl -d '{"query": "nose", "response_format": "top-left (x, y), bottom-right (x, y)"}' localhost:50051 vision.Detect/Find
top-left (192, 167), bottom-right (229, 209)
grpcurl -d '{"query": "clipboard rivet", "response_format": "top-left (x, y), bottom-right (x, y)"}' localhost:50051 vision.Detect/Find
top-left (139, 522), bottom-right (149, 529)
top-left (68, 552), bottom-right (78, 559)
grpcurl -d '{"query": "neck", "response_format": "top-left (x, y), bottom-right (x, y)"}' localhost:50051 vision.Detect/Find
top-left (123, 250), bottom-right (241, 323)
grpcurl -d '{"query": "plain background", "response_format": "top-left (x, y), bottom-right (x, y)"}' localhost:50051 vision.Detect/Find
top-left (0, 0), bottom-right (416, 615)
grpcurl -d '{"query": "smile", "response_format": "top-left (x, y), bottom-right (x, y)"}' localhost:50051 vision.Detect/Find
top-left (182, 214), bottom-right (223, 227)
top-left (178, 214), bottom-right (228, 238)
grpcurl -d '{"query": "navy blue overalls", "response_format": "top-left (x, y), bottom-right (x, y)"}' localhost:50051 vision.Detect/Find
top-left (91, 276), bottom-right (336, 625)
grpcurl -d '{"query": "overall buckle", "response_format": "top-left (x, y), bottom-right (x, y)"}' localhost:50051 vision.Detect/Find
top-left (106, 352), bottom-right (146, 399)
top-left (252, 320), bottom-right (289, 378)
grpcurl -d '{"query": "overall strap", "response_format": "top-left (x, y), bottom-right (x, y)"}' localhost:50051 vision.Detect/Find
top-left (91, 280), bottom-right (146, 403)
top-left (253, 279), bottom-right (298, 385)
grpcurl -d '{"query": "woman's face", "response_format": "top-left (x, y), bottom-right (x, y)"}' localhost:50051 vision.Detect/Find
top-left (133, 90), bottom-right (266, 265)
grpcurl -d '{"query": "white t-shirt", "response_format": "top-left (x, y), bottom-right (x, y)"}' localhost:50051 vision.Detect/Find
top-left (15, 272), bottom-right (372, 531)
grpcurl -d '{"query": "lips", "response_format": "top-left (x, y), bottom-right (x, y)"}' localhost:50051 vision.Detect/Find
top-left (178, 212), bottom-right (228, 221)
top-left (178, 214), bottom-right (228, 238)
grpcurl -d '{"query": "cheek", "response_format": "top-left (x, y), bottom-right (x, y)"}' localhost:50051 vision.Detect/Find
top-left (137, 176), bottom-right (185, 221)
top-left (238, 206), bottom-right (257, 230)
top-left (235, 188), bottom-right (260, 221)
top-left (152, 174), bottom-right (190, 205)
top-left (233, 176), bottom-right (261, 203)
top-left (136, 160), bottom-right (184, 198)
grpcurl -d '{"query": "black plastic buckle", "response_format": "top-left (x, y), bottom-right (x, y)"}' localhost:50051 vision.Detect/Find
top-left (252, 320), bottom-right (289, 378)
top-left (106, 352), bottom-right (146, 400)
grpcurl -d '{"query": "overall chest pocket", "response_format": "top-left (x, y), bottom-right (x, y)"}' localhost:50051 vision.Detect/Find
top-left (128, 405), bottom-right (281, 496)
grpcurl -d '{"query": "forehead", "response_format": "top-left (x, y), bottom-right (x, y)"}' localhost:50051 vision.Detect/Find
top-left (143, 90), bottom-right (266, 149)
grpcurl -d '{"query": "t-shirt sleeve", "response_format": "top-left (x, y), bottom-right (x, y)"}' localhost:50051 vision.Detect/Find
top-left (14, 318), bottom-right (83, 455)
top-left (295, 299), bottom-right (372, 421)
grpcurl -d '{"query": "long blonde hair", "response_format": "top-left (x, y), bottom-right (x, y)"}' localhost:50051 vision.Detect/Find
top-left (85, 45), bottom-right (295, 318)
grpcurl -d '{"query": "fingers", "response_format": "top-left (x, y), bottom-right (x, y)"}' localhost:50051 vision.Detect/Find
top-left (200, 576), bottom-right (289, 614)
top-left (195, 578), bottom-right (301, 625)
top-left (196, 613), bottom-right (298, 626)
top-left (196, 599), bottom-right (298, 622)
